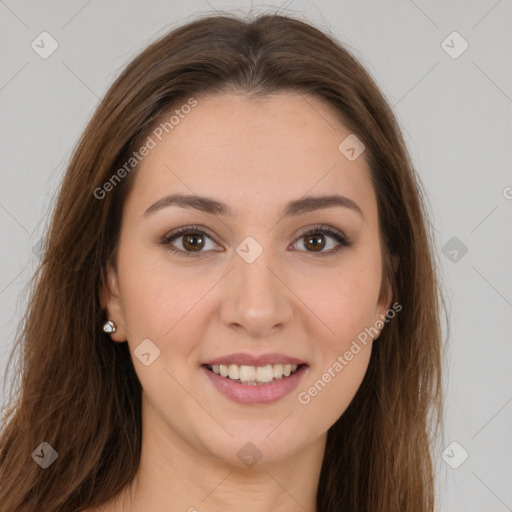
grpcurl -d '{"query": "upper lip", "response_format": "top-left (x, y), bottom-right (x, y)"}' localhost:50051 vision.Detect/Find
top-left (202, 352), bottom-right (307, 367)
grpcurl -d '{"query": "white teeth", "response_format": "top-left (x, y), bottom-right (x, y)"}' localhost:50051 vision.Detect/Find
top-left (228, 364), bottom-right (239, 380)
top-left (208, 363), bottom-right (299, 383)
top-left (256, 365), bottom-right (274, 383)
top-left (239, 365), bottom-right (256, 382)
top-left (273, 364), bottom-right (283, 378)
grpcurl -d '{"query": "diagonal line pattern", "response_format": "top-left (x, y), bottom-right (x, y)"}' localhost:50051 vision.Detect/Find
top-left (472, 0), bottom-right (503, 30)
top-left (0, 203), bottom-right (29, 233)
top-left (470, 205), bottom-right (499, 233)
top-left (201, 0), bottom-right (222, 14)
top-left (0, 267), bottom-right (26, 295)
top-left (299, 93), bottom-right (338, 133)
top-left (61, 60), bottom-right (100, 100)
top-left (472, 396), bottom-right (512, 439)
top-left (200, 470), bottom-right (233, 502)
top-left (392, 62), bottom-right (439, 110)
top-left (472, 61), bottom-right (512, 103)
top-left (471, 265), bottom-right (512, 308)
top-left (427, 217), bottom-right (439, 235)
top-left (0, 0), bottom-right (29, 28)
top-left (408, 0), bottom-right (439, 28)
top-left (0, 62), bottom-right (29, 92)
top-left (265, 410), bottom-right (293, 438)
top-left (61, 0), bottom-right (93, 29)
top-left (265, 470), bottom-right (309, 511)
top-left (471, 471), bottom-right (512, 511)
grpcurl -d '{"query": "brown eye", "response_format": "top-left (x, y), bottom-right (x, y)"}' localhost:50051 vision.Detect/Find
top-left (303, 233), bottom-right (326, 252)
top-left (161, 224), bottom-right (351, 259)
top-left (182, 233), bottom-right (205, 252)
top-left (160, 226), bottom-right (218, 258)
top-left (292, 226), bottom-right (351, 257)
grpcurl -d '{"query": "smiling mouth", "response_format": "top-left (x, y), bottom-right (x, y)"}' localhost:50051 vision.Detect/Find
top-left (204, 363), bottom-right (305, 385)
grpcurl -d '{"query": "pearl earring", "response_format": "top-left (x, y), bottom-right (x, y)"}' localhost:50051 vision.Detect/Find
top-left (103, 320), bottom-right (117, 334)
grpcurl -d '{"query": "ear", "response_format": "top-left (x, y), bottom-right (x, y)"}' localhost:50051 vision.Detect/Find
top-left (373, 253), bottom-right (400, 340)
top-left (100, 261), bottom-right (128, 342)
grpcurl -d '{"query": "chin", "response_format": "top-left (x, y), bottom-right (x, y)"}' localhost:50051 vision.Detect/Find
top-left (200, 428), bottom-right (306, 470)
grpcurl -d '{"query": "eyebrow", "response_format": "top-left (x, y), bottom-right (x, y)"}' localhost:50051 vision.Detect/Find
top-left (144, 193), bottom-right (364, 220)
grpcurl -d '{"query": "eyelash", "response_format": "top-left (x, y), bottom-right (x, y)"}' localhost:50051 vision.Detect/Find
top-left (160, 224), bottom-right (351, 258)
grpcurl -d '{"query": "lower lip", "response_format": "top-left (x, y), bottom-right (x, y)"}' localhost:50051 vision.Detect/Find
top-left (202, 365), bottom-right (308, 405)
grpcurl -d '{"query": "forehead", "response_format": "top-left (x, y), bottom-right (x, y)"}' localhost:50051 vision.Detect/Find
top-left (126, 92), bottom-right (377, 222)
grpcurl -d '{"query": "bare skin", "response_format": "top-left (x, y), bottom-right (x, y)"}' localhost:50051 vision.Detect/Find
top-left (95, 91), bottom-right (393, 512)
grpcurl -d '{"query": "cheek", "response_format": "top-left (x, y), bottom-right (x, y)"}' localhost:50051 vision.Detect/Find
top-left (296, 287), bottom-right (376, 431)
top-left (116, 241), bottom-right (184, 338)
top-left (296, 342), bottom-right (372, 438)
top-left (297, 258), bottom-right (382, 348)
top-left (117, 241), bottom-right (220, 359)
top-left (295, 249), bottom-right (382, 427)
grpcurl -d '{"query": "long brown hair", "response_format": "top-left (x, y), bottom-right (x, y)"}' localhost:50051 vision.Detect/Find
top-left (0, 12), bottom-right (447, 512)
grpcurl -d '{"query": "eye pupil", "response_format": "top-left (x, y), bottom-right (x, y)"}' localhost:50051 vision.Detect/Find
top-left (183, 233), bottom-right (204, 251)
top-left (305, 234), bottom-right (325, 252)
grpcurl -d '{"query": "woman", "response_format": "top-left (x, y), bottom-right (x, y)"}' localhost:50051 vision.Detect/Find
top-left (0, 12), bottom-right (446, 512)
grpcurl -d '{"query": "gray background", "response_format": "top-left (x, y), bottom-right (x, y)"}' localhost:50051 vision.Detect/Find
top-left (1, 1), bottom-right (511, 510)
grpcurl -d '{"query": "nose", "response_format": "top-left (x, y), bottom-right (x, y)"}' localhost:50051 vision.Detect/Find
top-left (219, 244), bottom-right (293, 338)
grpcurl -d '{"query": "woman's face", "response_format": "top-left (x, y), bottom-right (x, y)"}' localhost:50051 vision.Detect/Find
top-left (103, 91), bottom-right (392, 468)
